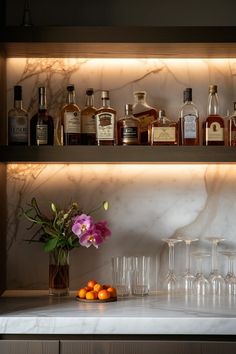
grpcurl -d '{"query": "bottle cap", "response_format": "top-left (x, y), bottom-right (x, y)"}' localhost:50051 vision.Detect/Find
top-left (101, 90), bottom-right (109, 99)
top-left (125, 104), bottom-right (133, 115)
top-left (86, 88), bottom-right (94, 95)
top-left (67, 84), bottom-right (75, 92)
top-left (14, 85), bottom-right (22, 100)
top-left (158, 109), bottom-right (166, 118)
top-left (209, 85), bottom-right (217, 93)
top-left (134, 91), bottom-right (146, 99)
top-left (39, 87), bottom-right (46, 95)
top-left (184, 88), bottom-right (192, 102)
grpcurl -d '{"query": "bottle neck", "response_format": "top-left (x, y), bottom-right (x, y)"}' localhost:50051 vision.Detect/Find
top-left (208, 92), bottom-right (219, 116)
top-left (86, 94), bottom-right (94, 107)
top-left (102, 97), bottom-right (110, 108)
top-left (14, 100), bottom-right (23, 110)
top-left (67, 91), bottom-right (76, 105)
top-left (134, 95), bottom-right (146, 105)
top-left (39, 93), bottom-right (47, 111)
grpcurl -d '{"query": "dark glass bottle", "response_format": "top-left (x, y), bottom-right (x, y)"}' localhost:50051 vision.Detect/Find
top-left (30, 87), bottom-right (54, 146)
top-left (8, 85), bottom-right (28, 146)
top-left (81, 88), bottom-right (96, 145)
top-left (117, 104), bottom-right (141, 145)
top-left (228, 102), bottom-right (236, 146)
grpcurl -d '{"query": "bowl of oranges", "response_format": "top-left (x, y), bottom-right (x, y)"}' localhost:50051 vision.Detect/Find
top-left (76, 280), bottom-right (117, 302)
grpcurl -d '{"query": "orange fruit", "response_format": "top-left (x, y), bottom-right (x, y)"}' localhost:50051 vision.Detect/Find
top-left (107, 287), bottom-right (117, 298)
top-left (87, 280), bottom-right (97, 289)
top-left (86, 291), bottom-right (97, 300)
top-left (92, 290), bottom-right (98, 299)
top-left (98, 289), bottom-right (111, 300)
top-left (102, 284), bottom-right (111, 290)
top-left (93, 283), bottom-right (103, 292)
top-left (77, 288), bottom-right (87, 299)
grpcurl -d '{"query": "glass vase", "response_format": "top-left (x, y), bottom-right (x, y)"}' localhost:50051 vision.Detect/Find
top-left (49, 248), bottom-right (69, 296)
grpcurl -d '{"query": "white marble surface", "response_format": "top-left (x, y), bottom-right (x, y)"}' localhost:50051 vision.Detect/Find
top-left (0, 291), bottom-right (236, 335)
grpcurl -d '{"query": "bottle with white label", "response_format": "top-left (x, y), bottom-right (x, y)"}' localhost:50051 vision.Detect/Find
top-left (8, 85), bottom-right (28, 145)
top-left (149, 109), bottom-right (178, 146)
top-left (95, 90), bottom-right (116, 146)
top-left (61, 85), bottom-right (81, 145)
top-left (30, 87), bottom-right (54, 146)
top-left (203, 85), bottom-right (225, 146)
top-left (81, 88), bottom-right (96, 145)
top-left (179, 88), bottom-right (199, 145)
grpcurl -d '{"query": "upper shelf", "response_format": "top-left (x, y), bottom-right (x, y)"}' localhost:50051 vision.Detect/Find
top-left (2, 26), bottom-right (236, 58)
top-left (0, 146), bottom-right (236, 163)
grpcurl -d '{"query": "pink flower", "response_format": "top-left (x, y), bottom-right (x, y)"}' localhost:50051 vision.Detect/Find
top-left (72, 214), bottom-right (93, 237)
top-left (95, 220), bottom-right (111, 240)
top-left (79, 227), bottom-right (104, 248)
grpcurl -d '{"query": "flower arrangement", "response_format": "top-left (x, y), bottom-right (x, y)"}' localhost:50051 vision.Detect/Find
top-left (21, 197), bottom-right (111, 252)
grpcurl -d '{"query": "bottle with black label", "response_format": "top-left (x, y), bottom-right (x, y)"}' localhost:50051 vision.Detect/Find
top-left (30, 87), bottom-right (54, 146)
top-left (8, 85), bottom-right (28, 145)
top-left (117, 104), bottom-right (140, 145)
top-left (61, 84), bottom-right (81, 145)
top-left (95, 90), bottom-right (116, 146)
top-left (179, 88), bottom-right (199, 145)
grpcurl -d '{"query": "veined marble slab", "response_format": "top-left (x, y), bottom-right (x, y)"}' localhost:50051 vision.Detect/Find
top-left (0, 291), bottom-right (236, 335)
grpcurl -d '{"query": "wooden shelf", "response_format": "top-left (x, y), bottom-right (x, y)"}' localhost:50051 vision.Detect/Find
top-left (2, 26), bottom-right (236, 58)
top-left (0, 146), bottom-right (236, 164)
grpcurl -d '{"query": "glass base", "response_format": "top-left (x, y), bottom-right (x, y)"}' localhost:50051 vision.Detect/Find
top-left (49, 287), bottom-right (69, 296)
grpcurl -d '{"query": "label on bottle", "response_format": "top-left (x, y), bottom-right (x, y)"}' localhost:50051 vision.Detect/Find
top-left (206, 122), bottom-right (224, 141)
top-left (36, 124), bottom-right (48, 145)
top-left (183, 115), bottom-right (197, 139)
top-left (64, 111), bottom-right (81, 134)
top-left (122, 127), bottom-right (138, 143)
top-left (96, 113), bottom-right (115, 140)
top-left (134, 112), bottom-right (156, 133)
top-left (152, 127), bottom-right (176, 142)
top-left (81, 113), bottom-right (96, 133)
top-left (8, 115), bottom-right (28, 143)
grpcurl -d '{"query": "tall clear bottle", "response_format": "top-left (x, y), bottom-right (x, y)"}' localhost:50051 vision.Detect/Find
top-left (179, 88), bottom-right (199, 145)
top-left (203, 85), bottom-right (225, 146)
top-left (117, 104), bottom-right (141, 145)
top-left (81, 88), bottom-right (96, 145)
top-left (95, 90), bottom-right (116, 146)
top-left (30, 87), bottom-right (54, 146)
top-left (228, 102), bottom-right (236, 146)
top-left (132, 91), bottom-right (157, 145)
top-left (8, 85), bottom-right (28, 145)
top-left (61, 85), bottom-right (81, 145)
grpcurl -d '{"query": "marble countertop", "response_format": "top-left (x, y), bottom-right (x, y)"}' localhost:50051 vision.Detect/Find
top-left (0, 290), bottom-right (236, 335)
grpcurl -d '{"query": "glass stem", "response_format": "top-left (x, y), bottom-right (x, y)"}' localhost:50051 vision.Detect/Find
top-left (185, 241), bottom-right (191, 273)
top-left (169, 243), bottom-right (174, 273)
top-left (211, 241), bottom-right (218, 273)
top-left (229, 256), bottom-right (234, 275)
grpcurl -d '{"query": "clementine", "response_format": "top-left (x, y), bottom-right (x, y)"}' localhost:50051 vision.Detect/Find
top-left (87, 280), bottom-right (97, 289)
top-left (86, 291), bottom-right (97, 300)
top-left (98, 289), bottom-right (111, 300)
top-left (78, 288), bottom-right (87, 299)
top-left (107, 287), bottom-right (117, 298)
top-left (94, 283), bottom-right (103, 292)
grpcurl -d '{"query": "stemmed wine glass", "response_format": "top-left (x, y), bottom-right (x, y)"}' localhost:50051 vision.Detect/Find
top-left (219, 250), bottom-right (236, 295)
top-left (162, 238), bottom-right (182, 292)
top-left (177, 236), bottom-right (199, 293)
top-left (192, 251), bottom-right (211, 296)
top-left (206, 237), bottom-right (225, 295)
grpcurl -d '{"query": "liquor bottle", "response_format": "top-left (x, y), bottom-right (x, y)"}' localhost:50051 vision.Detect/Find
top-left (81, 88), bottom-right (96, 145)
top-left (179, 88), bottom-right (200, 145)
top-left (117, 104), bottom-right (141, 145)
top-left (30, 87), bottom-right (54, 146)
top-left (8, 85), bottom-right (28, 146)
top-left (95, 90), bottom-right (116, 146)
top-left (203, 85), bottom-right (225, 146)
top-left (61, 84), bottom-right (81, 145)
top-left (132, 91), bottom-right (157, 145)
top-left (228, 102), bottom-right (236, 146)
top-left (149, 109), bottom-right (178, 146)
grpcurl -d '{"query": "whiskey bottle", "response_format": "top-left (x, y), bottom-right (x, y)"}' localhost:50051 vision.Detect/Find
top-left (228, 102), bottom-right (236, 146)
top-left (30, 87), bottom-right (54, 146)
top-left (8, 85), bottom-right (28, 145)
top-left (95, 90), bottom-right (116, 146)
top-left (149, 109), bottom-right (178, 146)
top-left (132, 91), bottom-right (157, 145)
top-left (203, 85), bottom-right (225, 146)
top-left (61, 85), bottom-right (81, 145)
top-left (117, 104), bottom-right (141, 145)
top-left (179, 88), bottom-right (199, 145)
top-left (81, 88), bottom-right (96, 145)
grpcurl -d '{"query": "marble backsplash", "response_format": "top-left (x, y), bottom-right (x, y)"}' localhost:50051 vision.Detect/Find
top-left (5, 58), bottom-right (236, 291)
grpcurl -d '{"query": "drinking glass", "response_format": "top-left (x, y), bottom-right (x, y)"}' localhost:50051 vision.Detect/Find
top-left (112, 256), bottom-right (131, 297)
top-left (162, 238), bottom-right (182, 292)
top-left (192, 251), bottom-right (211, 296)
top-left (131, 256), bottom-right (150, 296)
top-left (206, 237), bottom-right (225, 295)
top-left (219, 250), bottom-right (236, 295)
top-left (177, 236), bottom-right (199, 293)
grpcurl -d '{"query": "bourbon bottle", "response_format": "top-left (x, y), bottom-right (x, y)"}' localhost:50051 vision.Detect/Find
top-left (81, 88), bottom-right (96, 145)
top-left (149, 109), bottom-right (178, 146)
top-left (203, 85), bottom-right (225, 146)
top-left (95, 90), bottom-right (116, 146)
top-left (179, 88), bottom-right (199, 145)
top-left (117, 104), bottom-right (140, 145)
top-left (132, 91), bottom-right (157, 145)
top-left (228, 102), bottom-right (236, 146)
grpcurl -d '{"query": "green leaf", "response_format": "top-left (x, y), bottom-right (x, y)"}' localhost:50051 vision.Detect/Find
top-left (43, 226), bottom-right (59, 238)
top-left (43, 238), bottom-right (58, 252)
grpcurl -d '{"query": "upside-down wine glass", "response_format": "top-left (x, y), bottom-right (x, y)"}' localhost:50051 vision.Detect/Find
top-left (162, 238), bottom-right (182, 292)
top-left (192, 251), bottom-right (211, 296)
top-left (219, 250), bottom-right (236, 295)
top-left (177, 236), bottom-right (199, 293)
top-left (206, 237), bottom-right (225, 295)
